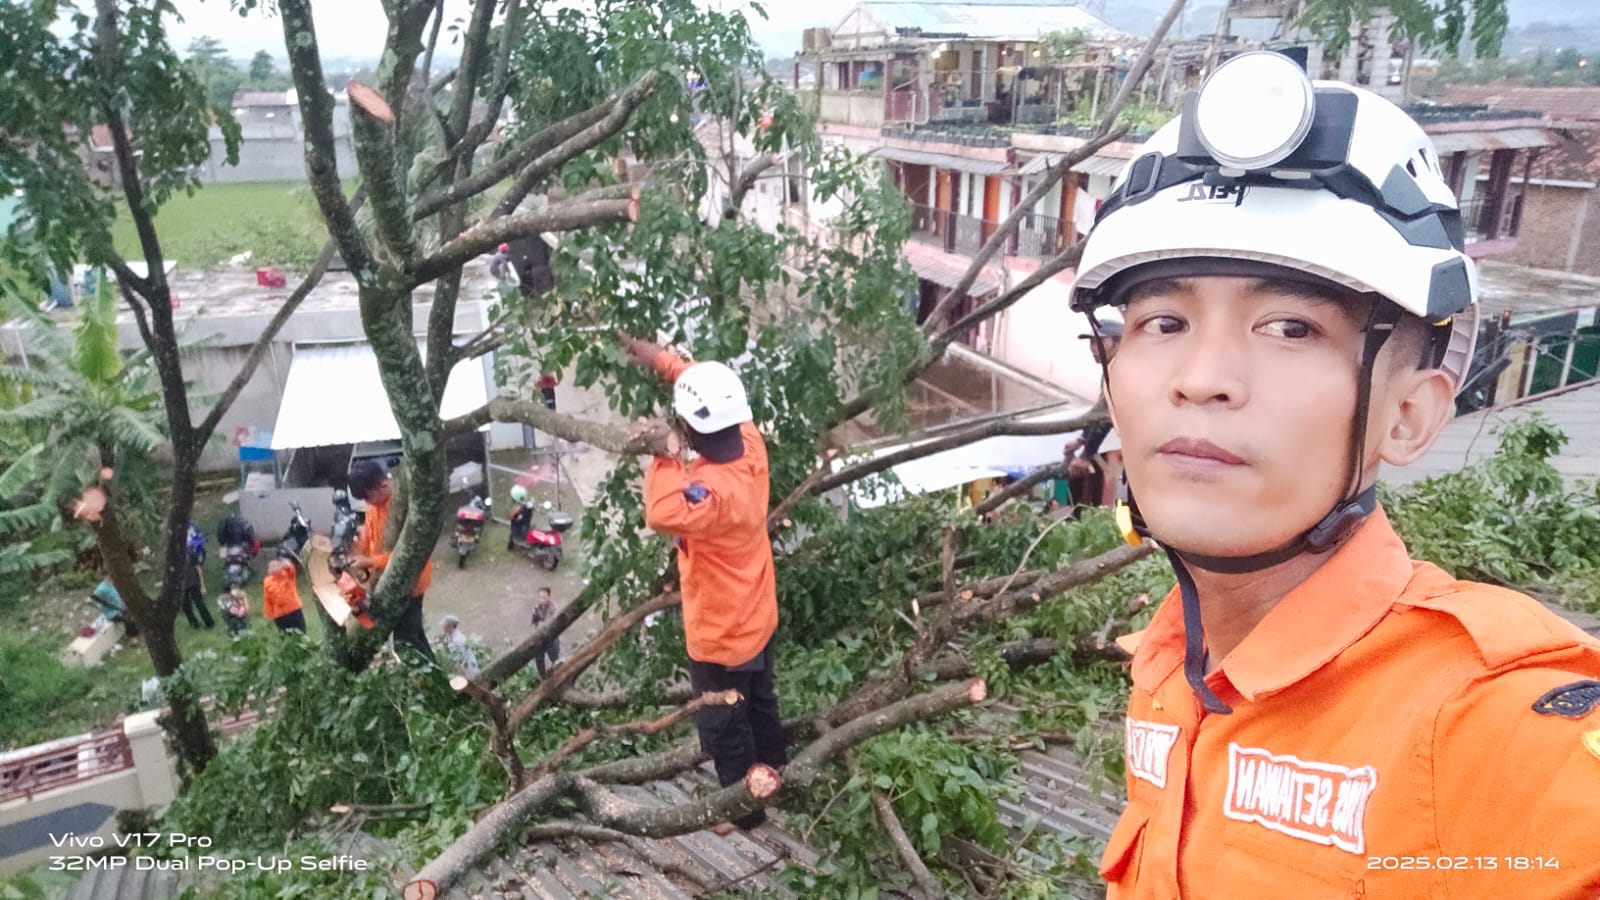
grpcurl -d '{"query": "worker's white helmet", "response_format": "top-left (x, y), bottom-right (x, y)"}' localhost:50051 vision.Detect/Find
top-left (1070, 51), bottom-right (1478, 389)
top-left (672, 361), bottom-right (752, 433)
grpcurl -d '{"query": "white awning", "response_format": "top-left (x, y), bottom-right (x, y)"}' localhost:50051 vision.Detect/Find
top-left (270, 342), bottom-right (490, 450)
top-left (873, 146), bottom-right (1011, 175)
top-left (1020, 152), bottom-right (1128, 177)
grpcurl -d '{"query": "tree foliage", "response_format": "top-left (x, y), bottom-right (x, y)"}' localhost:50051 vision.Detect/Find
top-left (1297, 0), bottom-right (1511, 59)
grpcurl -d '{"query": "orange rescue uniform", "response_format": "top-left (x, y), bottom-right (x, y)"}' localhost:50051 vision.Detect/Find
top-left (356, 495), bottom-right (434, 596)
top-left (262, 565), bottom-right (303, 620)
top-left (642, 350), bottom-right (778, 667)
top-left (1102, 508), bottom-right (1600, 898)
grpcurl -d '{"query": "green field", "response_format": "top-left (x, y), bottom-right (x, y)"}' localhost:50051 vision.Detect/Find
top-left (110, 181), bottom-right (330, 271)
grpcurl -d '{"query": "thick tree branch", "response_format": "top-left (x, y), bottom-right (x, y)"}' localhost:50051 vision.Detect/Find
top-left (955, 542), bottom-right (1155, 625)
top-left (420, 1), bottom-right (444, 91)
top-left (524, 690), bottom-right (739, 785)
top-left (411, 682), bottom-right (981, 895)
top-left (412, 187), bottom-right (639, 286)
top-left (808, 409), bottom-right (1100, 498)
top-left (278, 0), bottom-right (373, 277)
top-left (92, 2), bottom-right (164, 297)
top-left (918, 125), bottom-right (1127, 338)
top-left (579, 680), bottom-right (988, 838)
top-left (449, 0), bottom-right (525, 162)
top-left (726, 153), bottom-right (778, 218)
top-left (444, 394), bottom-right (672, 455)
top-left (446, 0), bottom-right (499, 142)
top-left (415, 71), bottom-right (660, 221)
top-left (492, 73), bottom-right (663, 218)
top-left (934, 243), bottom-right (1087, 355)
top-left (506, 591), bottom-right (682, 734)
top-left (345, 82), bottom-right (419, 265)
top-left (974, 459), bottom-right (1069, 518)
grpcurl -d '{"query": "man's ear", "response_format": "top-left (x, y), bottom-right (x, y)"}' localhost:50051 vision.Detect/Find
top-left (1376, 368), bottom-right (1456, 467)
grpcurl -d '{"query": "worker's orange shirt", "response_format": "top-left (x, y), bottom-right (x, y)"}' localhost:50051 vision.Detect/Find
top-left (642, 351), bottom-right (777, 667)
top-left (262, 566), bottom-right (303, 620)
top-left (356, 495), bottom-right (434, 596)
top-left (1103, 508), bottom-right (1600, 898)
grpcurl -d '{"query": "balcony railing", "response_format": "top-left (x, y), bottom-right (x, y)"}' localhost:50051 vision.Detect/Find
top-left (0, 728), bottom-right (134, 803)
top-left (909, 203), bottom-right (1067, 261)
top-left (1458, 191), bottom-right (1522, 245)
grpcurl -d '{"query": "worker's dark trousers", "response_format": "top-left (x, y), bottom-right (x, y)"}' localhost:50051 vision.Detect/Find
top-left (688, 638), bottom-right (785, 829)
top-left (393, 594), bottom-right (436, 662)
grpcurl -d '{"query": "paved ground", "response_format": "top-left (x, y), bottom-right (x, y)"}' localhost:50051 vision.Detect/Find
top-left (425, 373), bottom-right (631, 665)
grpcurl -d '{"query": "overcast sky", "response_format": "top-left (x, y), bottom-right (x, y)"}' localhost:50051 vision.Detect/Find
top-left (153, 0), bottom-right (853, 62)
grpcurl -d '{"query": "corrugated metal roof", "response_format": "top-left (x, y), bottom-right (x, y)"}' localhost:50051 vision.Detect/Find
top-left (904, 240), bottom-right (1005, 295)
top-left (857, 1), bottom-right (1122, 42)
top-left (270, 342), bottom-right (489, 450)
top-left (874, 145), bottom-right (1011, 174)
top-left (1019, 151), bottom-right (1126, 177)
top-left (1429, 127), bottom-right (1550, 155)
top-left (1383, 380), bottom-right (1600, 489)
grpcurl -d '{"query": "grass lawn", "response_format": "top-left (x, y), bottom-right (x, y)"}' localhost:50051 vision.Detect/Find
top-left (109, 181), bottom-right (330, 271)
top-left (0, 484), bottom-right (333, 749)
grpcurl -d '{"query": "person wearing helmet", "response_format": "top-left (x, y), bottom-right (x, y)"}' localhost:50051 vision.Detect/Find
top-left (489, 242), bottom-right (513, 280)
top-left (348, 459), bottom-right (436, 662)
top-left (1077, 53), bottom-right (1600, 897)
top-left (624, 336), bottom-right (783, 833)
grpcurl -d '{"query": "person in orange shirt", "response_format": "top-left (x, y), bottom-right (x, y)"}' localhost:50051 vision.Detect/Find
top-left (348, 460), bottom-right (436, 662)
top-left (262, 558), bottom-right (306, 633)
top-left (625, 336), bottom-right (783, 832)
top-left (1065, 53), bottom-right (1600, 897)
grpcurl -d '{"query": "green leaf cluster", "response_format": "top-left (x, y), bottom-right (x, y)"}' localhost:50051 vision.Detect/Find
top-left (1383, 415), bottom-right (1600, 608)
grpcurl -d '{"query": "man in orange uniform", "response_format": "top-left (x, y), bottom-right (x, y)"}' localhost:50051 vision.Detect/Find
top-left (626, 337), bottom-right (783, 832)
top-left (262, 558), bottom-right (306, 633)
top-left (348, 460), bottom-right (436, 661)
top-left (1067, 53), bottom-right (1600, 897)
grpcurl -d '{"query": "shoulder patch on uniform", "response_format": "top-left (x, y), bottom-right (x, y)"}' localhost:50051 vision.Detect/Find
top-left (682, 483), bottom-right (710, 504)
top-left (1531, 680), bottom-right (1600, 719)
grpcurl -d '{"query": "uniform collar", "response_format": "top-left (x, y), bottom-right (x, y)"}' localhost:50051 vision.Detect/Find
top-left (1132, 507), bottom-right (1415, 703)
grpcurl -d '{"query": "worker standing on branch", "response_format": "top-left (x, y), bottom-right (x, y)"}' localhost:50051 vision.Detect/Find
top-left (624, 336), bottom-right (784, 834)
top-left (347, 460), bottom-right (437, 662)
top-left (1069, 52), bottom-right (1600, 897)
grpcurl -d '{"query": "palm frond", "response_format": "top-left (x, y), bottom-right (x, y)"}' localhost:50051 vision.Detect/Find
top-left (7, 392), bottom-right (75, 424)
top-left (0, 501), bottom-right (57, 537)
top-left (72, 273), bottom-right (124, 384)
top-left (108, 404), bottom-right (166, 451)
top-left (0, 444), bottom-right (47, 500)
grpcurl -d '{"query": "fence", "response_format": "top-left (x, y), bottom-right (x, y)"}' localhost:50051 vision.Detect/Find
top-left (909, 203), bottom-right (1067, 261)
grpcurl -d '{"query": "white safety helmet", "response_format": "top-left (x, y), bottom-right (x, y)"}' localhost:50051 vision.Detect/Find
top-left (672, 361), bottom-right (752, 434)
top-left (1071, 51), bottom-right (1478, 389)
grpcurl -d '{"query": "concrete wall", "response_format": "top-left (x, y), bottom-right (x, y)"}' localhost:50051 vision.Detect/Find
top-left (200, 134), bottom-right (358, 184)
top-left (1504, 185), bottom-right (1600, 276)
top-left (818, 91), bottom-right (886, 128)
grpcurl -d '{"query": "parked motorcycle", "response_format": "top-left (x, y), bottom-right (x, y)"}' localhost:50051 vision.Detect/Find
top-left (277, 502), bottom-right (311, 566)
top-left (328, 489), bottom-right (363, 576)
top-left (451, 495), bottom-right (488, 569)
top-left (218, 514), bottom-right (258, 589)
top-left (507, 492), bottom-right (572, 571)
top-left (222, 542), bottom-right (255, 589)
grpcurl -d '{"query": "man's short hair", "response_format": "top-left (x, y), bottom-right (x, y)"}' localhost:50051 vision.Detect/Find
top-left (537, 586), bottom-right (552, 597)
top-left (348, 460), bottom-right (389, 500)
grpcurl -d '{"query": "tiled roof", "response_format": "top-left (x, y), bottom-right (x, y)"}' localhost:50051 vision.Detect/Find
top-left (1442, 86), bottom-right (1600, 124)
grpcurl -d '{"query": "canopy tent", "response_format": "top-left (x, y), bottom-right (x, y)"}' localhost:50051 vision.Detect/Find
top-left (270, 342), bottom-right (490, 450)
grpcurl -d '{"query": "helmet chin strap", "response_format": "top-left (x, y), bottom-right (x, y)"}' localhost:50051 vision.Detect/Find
top-left (1100, 301), bottom-right (1403, 715)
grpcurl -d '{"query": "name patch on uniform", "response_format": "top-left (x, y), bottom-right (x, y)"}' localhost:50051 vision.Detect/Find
top-left (1125, 719), bottom-right (1180, 788)
top-left (1531, 680), bottom-right (1600, 719)
top-left (1223, 743), bottom-right (1378, 854)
